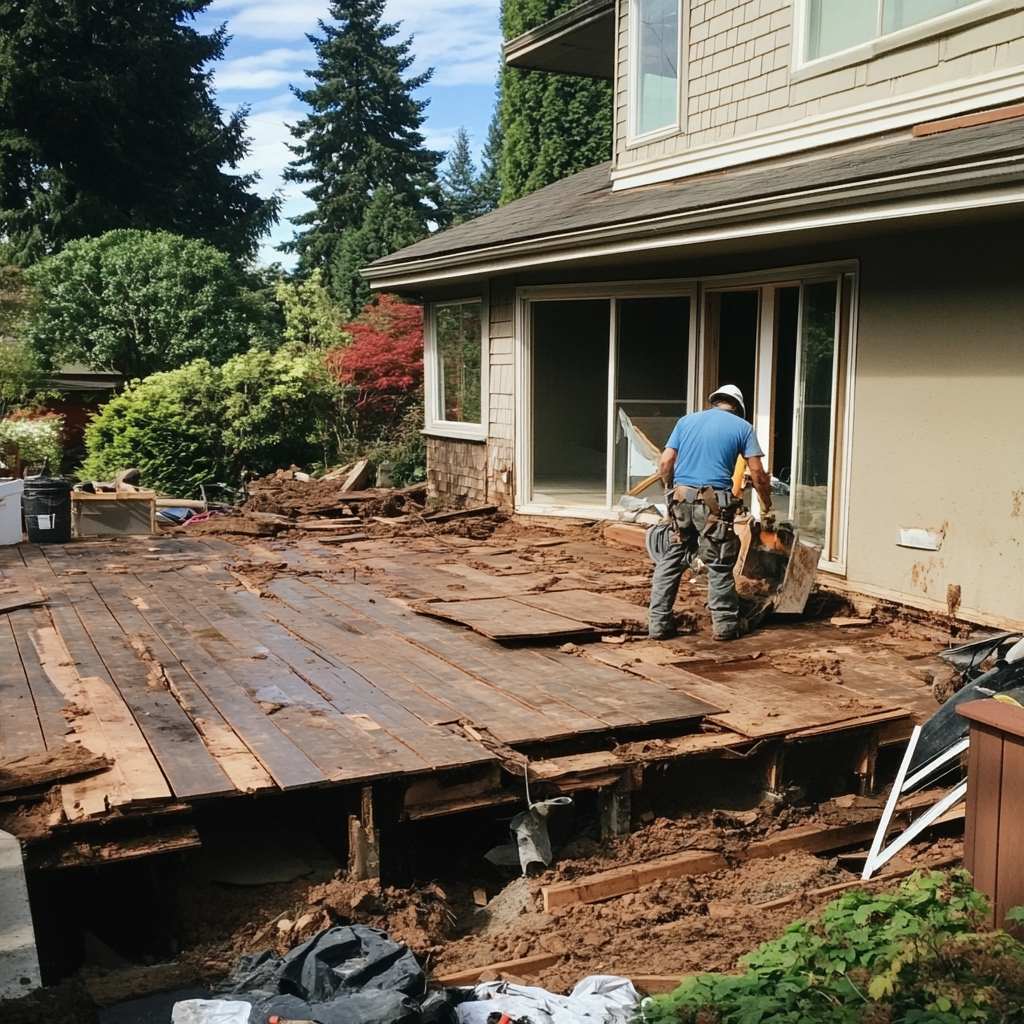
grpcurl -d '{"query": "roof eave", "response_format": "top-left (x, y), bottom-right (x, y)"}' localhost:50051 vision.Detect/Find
top-left (364, 158), bottom-right (1024, 289)
top-left (503, 0), bottom-right (615, 79)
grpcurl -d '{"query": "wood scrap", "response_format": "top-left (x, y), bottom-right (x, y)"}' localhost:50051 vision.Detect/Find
top-left (421, 504), bottom-right (498, 523)
top-left (317, 533), bottom-right (370, 544)
top-left (0, 592), bottom-right (46, 614)
top-left (0, 744), bottom-right (111, 795)
top-left (339, 459), bottom-right (372, 492)
top-left (434, 953), bottom-right (562, 987)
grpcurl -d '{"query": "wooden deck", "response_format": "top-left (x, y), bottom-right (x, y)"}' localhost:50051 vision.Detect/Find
top-left (0, 523), bottom-right (944, 862)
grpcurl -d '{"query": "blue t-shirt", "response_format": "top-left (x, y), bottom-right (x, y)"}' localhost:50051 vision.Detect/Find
top-left (665, 408), bottom-right (764, 490)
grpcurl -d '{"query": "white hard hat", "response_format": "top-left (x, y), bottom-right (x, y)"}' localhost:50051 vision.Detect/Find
top-left (708, 384), bottom-right (746, 416)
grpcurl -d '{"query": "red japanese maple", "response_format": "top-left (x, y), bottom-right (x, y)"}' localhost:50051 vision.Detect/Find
top-left (327, 295), bottom-right (424, 422)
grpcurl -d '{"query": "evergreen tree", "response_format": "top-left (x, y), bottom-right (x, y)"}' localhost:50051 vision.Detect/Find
top-left (441, 128), bottom-right (486, 225)
top-left (284, 0), bottom-right (446, 276)
top-left (476, 104), bottom-right (503, 213)
top-left (498, 0), bottom-right (613, 203)
top-left (330, 187), bottom-right (425, 317)
top-left (0, 1), bottom-right (277, 265)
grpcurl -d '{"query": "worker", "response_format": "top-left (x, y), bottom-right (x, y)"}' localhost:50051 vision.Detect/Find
top-left (648, 384), bottom-right (773, 642)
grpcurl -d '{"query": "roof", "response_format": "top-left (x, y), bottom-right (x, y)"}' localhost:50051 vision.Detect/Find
top-left (503, 0), bottom-right (615, 78)
top-left (366, 116), bottom-right (1024, 287)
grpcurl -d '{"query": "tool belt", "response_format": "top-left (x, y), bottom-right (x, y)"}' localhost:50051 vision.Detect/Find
top-left (669, 485), bottom-right (742, 539)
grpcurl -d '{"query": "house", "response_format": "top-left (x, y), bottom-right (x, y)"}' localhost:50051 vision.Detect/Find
top-left (365, 0), bottom-right (1024, 629)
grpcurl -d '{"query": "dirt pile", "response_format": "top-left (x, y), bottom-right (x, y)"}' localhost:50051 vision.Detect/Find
top-left (244, 469), bottom-right (425, 520)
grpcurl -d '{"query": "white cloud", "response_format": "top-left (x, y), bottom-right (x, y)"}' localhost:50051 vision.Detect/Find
top-left (216, 46), bottom-right (309, 91)
top-left (212, 0), bottom-right (501, 87)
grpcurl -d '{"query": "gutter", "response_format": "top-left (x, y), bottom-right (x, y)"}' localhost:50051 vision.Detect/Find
top-left (364, 154), bottom-right (1024, 289)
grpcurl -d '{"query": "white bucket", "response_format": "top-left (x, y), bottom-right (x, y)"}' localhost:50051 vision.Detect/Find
top-left (0, 479), bottom-right (25, 545)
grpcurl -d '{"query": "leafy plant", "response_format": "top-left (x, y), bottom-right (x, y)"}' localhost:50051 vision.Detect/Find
top-left (646, 871), bottom-right (1024, 1024)
top-left (0, 414), bottom-right (64, 475)
top-left (275, 270), bottom-right (347, 349)
top-left (21, 230), bottom-right (276, 378)
top-left (80, 348), bottom-right (351, 497)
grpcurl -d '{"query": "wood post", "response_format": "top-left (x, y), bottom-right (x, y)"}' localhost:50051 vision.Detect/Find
top-left (857, 734), bottom-right (879, 795)
top-left (348, 785), bottom-right (381, 881)
top-left (764, 745), bottom-right (785, 800)
top-left (600, 773), bottom-right (633, 838)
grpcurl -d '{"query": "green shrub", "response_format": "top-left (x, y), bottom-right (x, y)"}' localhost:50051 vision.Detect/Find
top-left (0, 413), bottom-right (63, 474)
top-left (646, 871), bottom-right (1024, 1024)
top-left (81, 348), bottom-right (349, 497)
top-left (80, 361), bottom-right (229, 496)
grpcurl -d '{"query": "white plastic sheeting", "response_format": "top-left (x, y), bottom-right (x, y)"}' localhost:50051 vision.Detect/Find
top-left (456, 975), bottom-right (640, 1024)
top-left (171, 999), bottom-right (251, 1024)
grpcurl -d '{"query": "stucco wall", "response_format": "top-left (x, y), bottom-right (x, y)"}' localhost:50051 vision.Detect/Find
top-left (614, 0), bottom-right (1024, 175)
top-left (844, 223), bottom-right (1024, 624)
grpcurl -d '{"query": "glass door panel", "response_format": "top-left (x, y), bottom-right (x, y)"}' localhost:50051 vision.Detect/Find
top-left (613, 296), bottom-right (690, 504)
top-left (790, 280), bottom-right (839, 546)
top-left (530, 299), bottom-right (610, 507)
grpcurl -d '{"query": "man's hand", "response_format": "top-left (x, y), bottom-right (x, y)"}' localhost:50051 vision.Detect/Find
top-left (761, 508), bottom-right (776, 531)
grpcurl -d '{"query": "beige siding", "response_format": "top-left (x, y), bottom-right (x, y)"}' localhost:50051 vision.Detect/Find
top-left (615, 0), bottom-right (1024, 174)
top-left (426, 282), bottom-right (516, 507)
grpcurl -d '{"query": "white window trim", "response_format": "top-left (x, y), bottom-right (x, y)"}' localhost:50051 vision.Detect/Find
top-left (626, 0), bottom-right (685, 148)
top-left (792, 0), bottom-right (1024, 80)
top-left (423, 296), bottom-right (489, 442)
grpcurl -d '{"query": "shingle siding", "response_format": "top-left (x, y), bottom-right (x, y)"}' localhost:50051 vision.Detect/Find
top-left (426, 282), bottom-right (515, 508)
top-left (614, 1), bottom-right (1024, 174)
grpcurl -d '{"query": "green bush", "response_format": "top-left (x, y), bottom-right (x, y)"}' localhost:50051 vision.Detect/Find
top-left (646, 871), bottom-right (1024, 1024)
top-left (80, 348), bottom-right (347, 497)
top-left (80, 361), bottom-right (230, 496)
top-left (0, 414), bottom-right (63, 474)
top-left (21, 229), bottom-right (276, 378)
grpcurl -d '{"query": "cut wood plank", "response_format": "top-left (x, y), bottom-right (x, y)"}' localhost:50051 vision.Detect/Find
top-left (339, 459), bottom-right (371, 492)
top-left (0, 615), bottom-right (46, 759)
top-left (29, 624), bottom-right (143, 821)
top-left (513, 589), bottom-right (647, 630)
top-left (317, 533), bottom-right (370, 544)
top-left (9, 606), bottom-right (71, 750)
top-left (0, 744), bottom-right (110, 794)
top-left (602, 522), bottom-right (647, 550)
top-left (65, 580), bottom-right (235, 801)
top-left (92, 577), bottom-right (273, 796)
top-left (433, 953), bottom-right (562, 987)
top-left (541, 808), bottom-right (958, 911)
top-left (412, 596), bottom-right (599, 641)
top-left (421, 504), bottom-right (498, 523)
top-left (0, 592), bottom-right (45, 614)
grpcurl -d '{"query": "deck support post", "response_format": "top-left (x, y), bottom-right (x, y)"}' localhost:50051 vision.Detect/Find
top-left (764, 745), bottom-right (785, 801)
top-left (600, 773), bottom-right (633, 838)
top-left (857, 735), bottom-right (879, 795)
top-left (348, 785), bottom-right (381, 881)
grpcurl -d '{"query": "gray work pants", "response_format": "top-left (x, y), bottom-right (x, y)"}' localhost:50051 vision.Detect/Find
top-left (647, 502), bottom-right (741, 639)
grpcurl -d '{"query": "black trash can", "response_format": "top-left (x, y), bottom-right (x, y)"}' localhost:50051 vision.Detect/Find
top-left (22, 476), bottom-right (72, 543)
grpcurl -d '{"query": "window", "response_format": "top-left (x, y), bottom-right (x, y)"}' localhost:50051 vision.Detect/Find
top-left (425, 299), bottom-right (486, 439)
top-left (632, 0), bottom-right (680, 138)
top-left (803, 0), bottom-right (984, 62)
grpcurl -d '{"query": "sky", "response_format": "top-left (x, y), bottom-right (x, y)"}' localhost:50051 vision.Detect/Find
top-left (196, 0), bottom-right (502, 267)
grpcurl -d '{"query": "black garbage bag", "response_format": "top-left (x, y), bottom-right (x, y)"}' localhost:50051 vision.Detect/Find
top-left (218, 925), bottom-right (440, 1024)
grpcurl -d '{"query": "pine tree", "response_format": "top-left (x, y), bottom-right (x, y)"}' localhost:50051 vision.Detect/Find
top-left (284, 0), bottom-right (446, 276)
top-left (441, 128), bottom-right (486, 225)
top-left (498, 0), bottom-right (613, 203)
top-left (0, 1), bottom-right (277, 265)
top-left (476, 104), bottom-right (503, 213)
top-left (330, 187), bottom-right (425, 317)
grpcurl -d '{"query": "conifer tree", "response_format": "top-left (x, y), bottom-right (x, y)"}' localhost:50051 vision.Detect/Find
top-left (0, 1), bottom-right (276, 265)
top-left (476, 106), bottom-right (503, 213)
top-left (498, 0), bottom-right (612, 203)
top-left (284, 0), bottom-right (446, 276)
top-left (330, 187), bottom-right (424, 317)
top-left (441, 128), bottom-right (486, 225)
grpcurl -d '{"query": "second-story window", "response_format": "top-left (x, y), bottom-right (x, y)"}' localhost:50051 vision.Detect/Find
top-left (804, 0), bottom-right (985, 63)
top-left (634, 0), bottom-right (679, 137)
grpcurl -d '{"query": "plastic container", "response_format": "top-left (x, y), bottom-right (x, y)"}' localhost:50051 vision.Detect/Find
top-left (0, 478), bottom-right (25, 545)
top-left (22, 475), bottom-right (72, 544)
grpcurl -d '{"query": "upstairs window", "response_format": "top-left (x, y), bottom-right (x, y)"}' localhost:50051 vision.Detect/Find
top-left (803, 0), bottom-right (986, 62)
top-left (425, 299), bottom-right (487, 440)
top-left (632, 0), bottom-right (679, 138)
